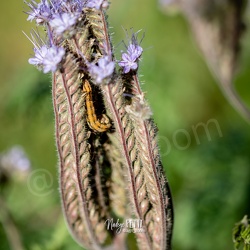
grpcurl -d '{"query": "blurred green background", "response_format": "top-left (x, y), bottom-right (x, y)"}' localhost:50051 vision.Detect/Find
top-left (0, 0), bottom-right (250, 249)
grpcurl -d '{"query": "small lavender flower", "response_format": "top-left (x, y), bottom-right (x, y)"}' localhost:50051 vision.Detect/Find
top-left (118, 53), bottom-right (138, 74)
top-left (26, 0), bottom-right (84, 25)
top-left (118, 32), bottom-right (143, 73)
top-left (89, 56), bottom-right (115, 83)
top-left (50, 13), bottom-right (78, 35)
top-left (29, 45), bottom-right (65, 73)
top-left (85, 0), bottom-right (109, 10)
top-left (127, 43), bottom-right (143, 60)
top-left (43, 46), bottom-right (65, 73)
top-left (26, 0), bottom-right (52, 24)
top-left (28, 45), bottom-right (48, 66)
top-left (118, 46), bottom-right (143, 73)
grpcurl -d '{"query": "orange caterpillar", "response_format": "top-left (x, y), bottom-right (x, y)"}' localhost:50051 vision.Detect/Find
top-left (83, 79), bottom-right (111, 132)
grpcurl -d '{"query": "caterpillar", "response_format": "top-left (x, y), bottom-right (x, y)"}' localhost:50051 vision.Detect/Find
top-left (83, 79), bottom-right (111, 133)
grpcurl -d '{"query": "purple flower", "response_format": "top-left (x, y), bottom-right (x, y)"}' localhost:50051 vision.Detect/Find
top-left (118, 53), bottom-right (138, 74)
top-left (50, 13), bottom-right (78, 35)
top-left (43, 46), bottom-right (65, 73)
top-left (118, 31), bottom-right (143, 74)
top-left (118, 44), bottom-right (143, 74)
top-left (26, 0), bottom-right (83, 25)
top-left (26, 0), bottom-right (52, 24)
top-left (28, 45), bottom-right (48, 66)
top-left (127, 43), bottom-right (143, 60)
top-left (85, 0), bottom-right (109, 10)
top-left (89, 56), bottom-right (115, 83)
top-left (29, 45), bottom-right (65, 73)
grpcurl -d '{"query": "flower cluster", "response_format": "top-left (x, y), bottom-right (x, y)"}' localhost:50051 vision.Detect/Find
top-left (26, 0), bottom-right (84, 25)
top-left (24, 2), bottom-right (173, 250)
top-left (26, 0), bottom-right (144, 83)
top-left (118, 34), bottom-right (143, 74)
top-left (26, 0), bottom-right (109, 75)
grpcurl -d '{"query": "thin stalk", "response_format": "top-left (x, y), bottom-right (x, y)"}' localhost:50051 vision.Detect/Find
top-left (0, 195), bottom-right (24, 250)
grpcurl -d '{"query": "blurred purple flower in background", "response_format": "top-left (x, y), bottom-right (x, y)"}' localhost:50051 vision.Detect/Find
top-left (0, 146), bottom-right (31, 182)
